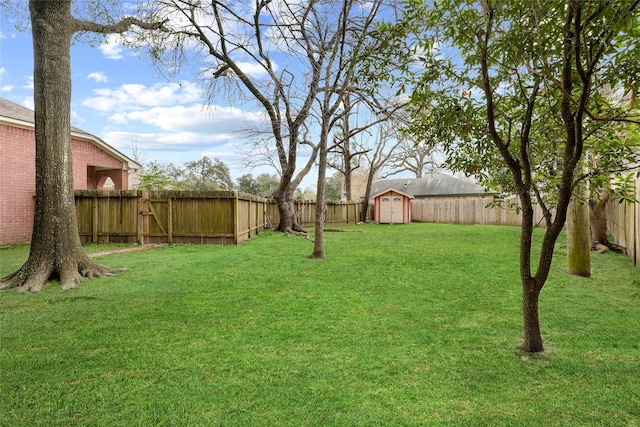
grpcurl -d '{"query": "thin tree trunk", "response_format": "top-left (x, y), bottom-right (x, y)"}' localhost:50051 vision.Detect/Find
top-left (344, 167), bottom-right (352, 201)
top-left (360, 170), bottom-right (375, 222)
top-left (522, 280), bottom-right (544, 353)
top-left (310, 130), bottom-right (329, 258)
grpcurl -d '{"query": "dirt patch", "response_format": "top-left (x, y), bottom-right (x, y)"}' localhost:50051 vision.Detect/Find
top-left (88, 244), bottom-right (166, 258)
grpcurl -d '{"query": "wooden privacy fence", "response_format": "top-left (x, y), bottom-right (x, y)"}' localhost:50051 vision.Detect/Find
top-left (606, 173), bottom-right (640, 268)
top-left (75, 191), bottom-right (370, 245)
top-left (75, 190), bottom-right (267, 245)
top-left (265, 200), bottom-right (370, 228)
top-left (411, 197), bottom-right (548, 227)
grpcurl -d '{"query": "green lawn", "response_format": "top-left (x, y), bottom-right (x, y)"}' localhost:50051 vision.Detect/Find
top-left (1, 223), bottom-right (639, 426)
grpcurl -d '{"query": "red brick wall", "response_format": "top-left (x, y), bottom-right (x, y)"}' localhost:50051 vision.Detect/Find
top-left (1, 124), bottom-right (130, 245)
top-left (71, 139), bottom-right (129, 190)
top-left (0, 125), bottom-right (36, 245)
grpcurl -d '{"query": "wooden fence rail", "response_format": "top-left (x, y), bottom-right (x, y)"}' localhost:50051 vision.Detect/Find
top-left (75, 190), bottom-right (370, 245)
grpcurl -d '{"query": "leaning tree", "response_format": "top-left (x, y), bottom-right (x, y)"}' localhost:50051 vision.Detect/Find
top-left (138, 0), bottom-right (336, 234)
top-left (0, 0), bottom-right (165, 293)
top-left (372, 0), bottom-right (640, 352)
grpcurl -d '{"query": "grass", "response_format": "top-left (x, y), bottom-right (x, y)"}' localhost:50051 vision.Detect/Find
top-left (1, 223), bottom-right (639, 426)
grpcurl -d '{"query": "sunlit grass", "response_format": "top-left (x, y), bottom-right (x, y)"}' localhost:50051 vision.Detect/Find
top-left (1, 224), bottom-right (639, 426)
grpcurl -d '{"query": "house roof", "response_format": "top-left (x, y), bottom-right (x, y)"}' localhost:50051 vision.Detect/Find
top-left (370, 173), bottom-right (490, 197)
top-left (370, 188), bottom-right (414, 200)
top-left (0, 97), bottom-right (140, 170)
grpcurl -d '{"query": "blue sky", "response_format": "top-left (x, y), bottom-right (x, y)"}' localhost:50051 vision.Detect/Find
top-left (0, 14), bottom-right (317, 187)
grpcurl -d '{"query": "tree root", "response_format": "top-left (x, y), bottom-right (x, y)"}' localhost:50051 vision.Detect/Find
top-left (283, 227), bottom-right (309, 237)
top-left (1, 256), bottom-right (124, 293)
top-left (591, 240), bottom-right (625, 254)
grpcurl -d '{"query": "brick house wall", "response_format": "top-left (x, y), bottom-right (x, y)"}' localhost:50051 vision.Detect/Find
top-left (1, 123), bottom-right (136, 245)
top-left (0, 125), bottom-right (36, 245)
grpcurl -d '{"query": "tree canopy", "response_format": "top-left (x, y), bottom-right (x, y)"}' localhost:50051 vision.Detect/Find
top-left (371, 0), bottom-right (640, 352)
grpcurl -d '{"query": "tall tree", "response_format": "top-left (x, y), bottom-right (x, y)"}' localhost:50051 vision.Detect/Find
top-left (136, 161), bottom-right (178, 190)
top-left (358, 121), bottom-right (405, 222)
top-left (324, 171), bottom-right (343, 201)
top-left (1, 0), bottom-right (164, 293)
top-left (181, 157), bottom-right (233, 191)
top-left (140, 0), bottom-right (331, 234)
top-left (386, 107), bottom-right (441, 178)
top-left (327, 94), bottom-right (372, 201)
top-left (373, 0), bottom-right (640, 352)
top-left (309, 0), bottom-right (391, 258)
top-left (328, 92), bottom-right (408, 200)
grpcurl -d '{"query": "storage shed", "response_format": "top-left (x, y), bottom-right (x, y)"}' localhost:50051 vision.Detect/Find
top-left (371, 189), bottom-right (414, 224)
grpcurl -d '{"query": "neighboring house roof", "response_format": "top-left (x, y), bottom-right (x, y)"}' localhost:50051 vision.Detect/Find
top-left (370, 172), bottom-right (490, 197)
top-left (370, 188), bottom-right (414, 200)
top-left (0, 97), bottom-right (140, 170)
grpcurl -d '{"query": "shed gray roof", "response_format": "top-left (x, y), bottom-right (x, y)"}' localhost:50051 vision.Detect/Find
top-left (0, 97), bottom-right (140, 170)
top-left (370, 173), bottom-right (490, 197)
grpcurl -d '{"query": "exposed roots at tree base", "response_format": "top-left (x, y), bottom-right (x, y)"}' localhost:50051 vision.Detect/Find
top-left (0, 256), bottom-right (125, 293)
top-left (281, 225), bottom-right (309, 237)
top-left (591, 240), bottom-right (625, 254)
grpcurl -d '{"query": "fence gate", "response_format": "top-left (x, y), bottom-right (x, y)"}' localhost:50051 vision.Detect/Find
top-left (139, 193), bottom-right (172, 244)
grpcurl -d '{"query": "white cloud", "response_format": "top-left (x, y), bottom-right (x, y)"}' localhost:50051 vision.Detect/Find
top-left (99, 103), bottom-right (268, 157)
top-left (103, 130), bottom-right (235, 152)
top-left (71, 110), bottom-right (85, 125)
top-left (83, 81), bottom-right (202, 112)
top-left (235, 61), bottom-right (278, 77)
top-left (99, 35), bottom-right (126, 60)
top-left (0, 67), bottom-right (6, 75)
top-left (87, 71), bottom-right (108, 83)
top-left (1, 85), bottom-right (13, 92)
top-left (113, 104), bottom-right (267, 133)
top-left (23, 76), bottom-right (33, 89)
top-left (21, 97), bottom-right (34, 110)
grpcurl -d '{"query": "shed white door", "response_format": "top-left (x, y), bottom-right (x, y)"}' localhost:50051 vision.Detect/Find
top-left (380, 196), bottom-right (403, 223)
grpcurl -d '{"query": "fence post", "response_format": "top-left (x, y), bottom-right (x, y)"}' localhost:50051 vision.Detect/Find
top-left (233, 191), bottom-right (239, 245)
top-left (92, 196), bottom-right (98, 243)
top-left (136, 190), bottom-right (142, 244)
top-left (167, 196), bottom-right (173, 245)
top-left (141, 190), bottom-right (150, 245)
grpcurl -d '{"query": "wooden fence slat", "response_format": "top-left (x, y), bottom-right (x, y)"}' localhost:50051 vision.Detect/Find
top-left (606, 172), bottom-right (640, 269)
top-left (147, 201), bottom-right (167, 234)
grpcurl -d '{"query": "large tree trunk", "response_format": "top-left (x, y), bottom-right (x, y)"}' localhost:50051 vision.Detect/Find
top-left (588, 192), bottom-right (623, 253)
top-left (589, 197), bottom-right (609, 244)
top-left (566, 196), bottom-right (591, 277)
top-left (273, 183), bottom-right (305, 234)
top-left (1, 1), bottom-right (118, 293)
